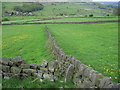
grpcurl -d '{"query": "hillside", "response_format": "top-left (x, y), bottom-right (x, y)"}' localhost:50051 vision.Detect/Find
top-left (2, 2), bottom-right (114, 16)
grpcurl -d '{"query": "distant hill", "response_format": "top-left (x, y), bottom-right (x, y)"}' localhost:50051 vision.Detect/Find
top-left (99, 2), bottom-right (118, 7)
top-left (2, 2), bottom-right (115, 16)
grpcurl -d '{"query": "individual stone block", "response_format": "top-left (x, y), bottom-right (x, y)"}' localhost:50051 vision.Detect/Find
top-left (65, 64), bottom-right (74, 82)
top-left (38, 67), bottom-right (48, 73)
top-left (91, 73), bottom-right (103, 87)
top-left (43, 73), bottom-right (50, 79)
top-left (33, 73), bottom-right (43, 79)
top-left (30, 64), bottom-right (37, 69)
top-left (23, 69), bottom-right (37, 76)
top-left (11, 67), bottom-right (21, 74)
top-left (48, 61), bottom-right (55, 72)
top-left (2, 65), bottom-right (10, 72)
top-left (99, 77), bottom-right (113, 88)
top-left (8, 61), bottom-right (13, 66)
top-left (19, 73), bottom-right (28, 79)
top-left (83, 67), bottom-right (93, 77)
top-left (74, 60), bottom-right (81, 71)
top-left (2, 58), bottom-right (10, 65)
top-left (20, 64), bottom-right (30, 69)
top-left (11, 56), bottom-right (25, 66)
top-left (78, 64), bottom-right (87, 75)
top-left (40, 60), bottom-right (48, 68)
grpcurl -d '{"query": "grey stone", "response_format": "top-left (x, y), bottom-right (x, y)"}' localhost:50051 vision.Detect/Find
top-left (8, 61), bottom-right (13, 66)
top-left (0, 64), bottom-right (2, 71)
top-left (90, 73), bottom-right (103, 86)
top-left (65, 64), bottom-right (74, 82)
top-left (78, 64), bottom-right (88, 75)
top-left (48, 61), bottom-right (55, 72)
top-left (83, 67), bottom-right (93, 77)
top-left (74, 60), bottom-right (81, 71)
top-left (2, 65), bottom-right (10, 72)
top-left (39, 67), bottom-right (48, 73)
top-left (19, 73), bottom-right (28, 79)
top-left (30, 64), bottom-right (37, 69)
top-left (2, 57), bottom-right (10, 65)
top-left (11, 56), bottom-right (24, 66)
top-left (99, 77), bottom-right (112, 88)
top-left (11, 67), bottom-right (21, 74)
top-left (43, 73), bottom-right (50, 79)
top-left (40, 60), bottom-right (48, 68)
top-left (23, 69), bottom-right (37, 76)
top-left (20, 64), bottom-right (30, 69)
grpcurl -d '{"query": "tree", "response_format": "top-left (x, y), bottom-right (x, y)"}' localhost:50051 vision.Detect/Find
top-left (89, 14), bottom-right (93, 17)
top-left (113, 1), bottom-right (120, 16)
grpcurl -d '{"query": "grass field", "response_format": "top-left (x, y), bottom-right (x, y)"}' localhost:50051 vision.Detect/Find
top-left (47, 23), bottom-right (118, 82)
top-left (2, 17), bottom-right (118, 24)
top-left (2, 24), bottom-right (53, 64)
top-left (2, 77), bottom-right (75, 88)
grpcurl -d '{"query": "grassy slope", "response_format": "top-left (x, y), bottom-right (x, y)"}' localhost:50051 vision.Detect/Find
top-left (34, 2), bottom-right (113, 16)
top-left (2, 24), bottom-right (53, 64)
top-left (2, 2), bottom-right (113, 16)
top-left (47, 23), bottom-right (118, 82)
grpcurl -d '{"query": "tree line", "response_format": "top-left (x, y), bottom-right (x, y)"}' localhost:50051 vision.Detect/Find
top-left (14, 3), bottom-right (44, 12)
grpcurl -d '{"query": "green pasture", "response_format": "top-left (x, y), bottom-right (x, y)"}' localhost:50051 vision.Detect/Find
top-left (47, 23), bottom-right (118, 82)
top-left (2, 17), bottom-right (118, 24)
top-left (28, 17), bottom-right (118, 23)
top-left (2, 24), bottom-right (53, 64)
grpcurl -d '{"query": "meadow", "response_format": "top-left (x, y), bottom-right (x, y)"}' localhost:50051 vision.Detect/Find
top-left (47, 23), bottom-right (118, 82)
top-left (2, 24), bottom-right (53, 64)
top-left (2, 17), bottom-right (118, 24)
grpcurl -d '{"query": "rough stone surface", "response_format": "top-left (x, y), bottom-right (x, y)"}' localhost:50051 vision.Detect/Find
top-left (11, 67), bottom-right (21, 74)
top-left (23, 69), bottom-right (37, 76)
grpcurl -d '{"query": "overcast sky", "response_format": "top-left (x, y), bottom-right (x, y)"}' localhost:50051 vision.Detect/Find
top-left (93, 0), bottom-right (119, 2)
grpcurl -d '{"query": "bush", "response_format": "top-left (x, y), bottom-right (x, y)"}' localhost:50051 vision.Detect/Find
top-left (89, 14), bottom-right (93, 17)
top-left (2, 18), bottom-right (10, 21)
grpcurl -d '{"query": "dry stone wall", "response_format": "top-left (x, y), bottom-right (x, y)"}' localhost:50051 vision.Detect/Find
top-left (45, 26), bottom-right (120, 88)
top-left (1, 26), bottom-right (119, 88)
top-left (1, 56), bottom-right (59, 81)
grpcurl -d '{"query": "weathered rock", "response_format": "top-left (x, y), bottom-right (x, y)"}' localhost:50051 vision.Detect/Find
top-left (74, 60), bottom-right (81, 71)
top-left (40, 60), bottom-right (48, 68)
top-left (2, 65), bottom-right (10, 72)
top-left (91, 73), bottom-right (103, 86)
top-left (20, 64), bottom-right (30, 69)
top-left (43, 73), bottom-right (50, 79)
top-left (19, 73), bottom-right (28, 79)
top-left (30, 64), bottom-right (37, 69)
top-left (0, 64), bottom-right (2, 71)
top-left (83, 67), bottom-right (93, 77)
top-left (48, 61), bottom-right (55, 72)
top-left (23, 69), bottom-right (37, 76)
top-left (39, 67), bottom-right (48, 73)
top-left (11, 56), bottom-right (24, 66)
top-left (11, 67), bottom-right (21, 74)
top-left (99, 77), bottom-right (112, 88)
top-left (33, 73), bottom-right (43, 79)
top-left (2, 57), bottom-right (10, 65)
top-left (65, 64), bottom-right (74, 82)
top-left (8, 61), bottom-right (13, 66)
top-left (78, 64), bottom-right (88, 75)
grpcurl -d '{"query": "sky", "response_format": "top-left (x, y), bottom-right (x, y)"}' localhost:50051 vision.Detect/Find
top-left (93, 0), bottom-right (119, 2)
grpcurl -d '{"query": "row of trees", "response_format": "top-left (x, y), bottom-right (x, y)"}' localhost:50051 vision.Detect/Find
top-left (14, 3), bottom-right (44, 12)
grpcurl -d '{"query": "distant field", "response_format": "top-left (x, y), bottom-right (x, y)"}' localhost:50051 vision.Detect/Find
top-left (28, 17), bottom-right (118, 23)
top-left (2, 17), bottom-right (118, 24)
top-left (47, 23), bottom-right (118, 82)
top-left (2, 24), bottom-right (53, 64)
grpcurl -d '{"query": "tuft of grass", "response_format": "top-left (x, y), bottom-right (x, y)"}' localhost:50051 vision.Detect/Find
top-left (2, 77), bottom-right (75, 88)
